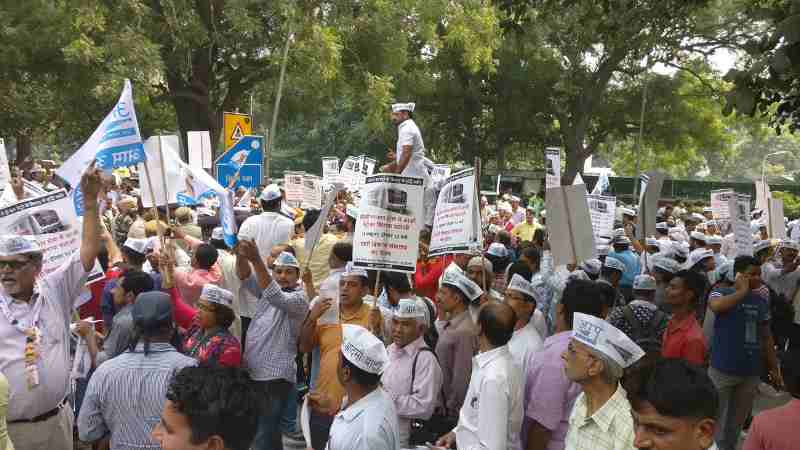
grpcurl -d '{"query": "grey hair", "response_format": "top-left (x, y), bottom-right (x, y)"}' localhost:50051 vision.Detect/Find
top-left (588, 347), bottom-right (624, 385)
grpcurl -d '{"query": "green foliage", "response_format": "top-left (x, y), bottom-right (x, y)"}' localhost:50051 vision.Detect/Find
top-left (772, 191), bottom-right (800, 218)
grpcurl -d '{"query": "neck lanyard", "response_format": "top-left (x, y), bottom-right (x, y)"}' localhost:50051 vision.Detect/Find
top-left (0, 292), bottom-right (43, 390)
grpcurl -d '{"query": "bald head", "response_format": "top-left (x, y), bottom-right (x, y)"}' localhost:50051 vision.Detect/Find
top-left (478, 302), bottom-right (517, 348)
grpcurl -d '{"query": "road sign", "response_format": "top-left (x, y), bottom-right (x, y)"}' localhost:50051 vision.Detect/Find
top-left (216, 135), bottom-right (263, 189)
top-left (223, 112), bottom-right (252, 150)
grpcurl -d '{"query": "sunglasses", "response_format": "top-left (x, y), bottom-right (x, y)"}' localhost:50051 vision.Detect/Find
top-left (0, 259), bottom-right (32, 270)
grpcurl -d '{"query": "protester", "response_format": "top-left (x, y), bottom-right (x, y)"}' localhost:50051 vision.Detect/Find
top-left (761, 239), bottom-right (800, 302)
top-left (1, 168), bottom-right (102, 450)
top-left (436, 302), bottom-right (523, 450)
top-left (662, 270), bottom-right (708, 366)
top-left (608, 234), bottom-right (641, 301)
top-left (172, 243), bottom-right (222, 307)
top-left (78, 292), bottom-right (197, 449)
top-left (505, 273), bottom-right (544, 375)
top-left (381, 298), bottom-right (443, 446)
top-left (178, 284), bottom-right (242, 367)
top-left (151, 366), bottom-right (261, 450)
top-left (512, 207), bottom-right (541, 243)
top-left (562, 313), bottom-right (645, 450)
top-left (307, 324), bottom-right (399, 449)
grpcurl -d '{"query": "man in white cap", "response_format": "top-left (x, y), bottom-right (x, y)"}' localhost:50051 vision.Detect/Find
top-left (608, 234), bottom-right (640, 302)
top-left (385, 102), bottom-right (435, 226)
top-left (761, 238), bottom-right (800, 301)
top-left (436, 271), bottom-right (481, 423)
top-left (381, 298), bottom-right (443, 447)
top-left (690, 231), bottom-right (708, 252)
top-left (505, 274), bottom-right (544, 375)
top-left (236, 242), bottom-right (309, 450)
top-left (2, 167), bottom-right (103, 450)
top-left (308, 324), bottom-right (399, 450)
top-left (562, 313), bottom-right (645, 450)
top-left (599, 256), bottom-right (626, 308)
top-left (436, 302), bottom-right (523, 450)
top-left (510, 196), bottom-right (525, 225)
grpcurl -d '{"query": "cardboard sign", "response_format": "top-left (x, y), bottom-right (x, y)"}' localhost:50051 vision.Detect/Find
top-left (636, 172), bottom-right (665, 240)
top-left (431, 164), bottom-right (451, 187)
top-left (545, 185), bottom-right (596, 266)
top-left (769, 198), bottom-right (786, 239)
top-left (755, 180), bottom-right (771, 214)
top-left (729, 193), bottom-right (752, 256)
top-left (353, 174), bottom-right (424, 272)
top-left (284, 171), bottom-right (305, 207)
top-left (429, 168), bottom-right (481, 256)
top-left (587, 194), bottom-right (616, 239)
top-left (321, 157), bottom-right (340, 185)
top-left (187, 131), bottom-right (213, 170)
top-left (301, 174), bottom-right (323, 209)
top-left (305, 186), bottom-right (338, 255)
top-left (340, 156), bottom-right (359, 188)
top-left (711, 189), bottom-right (734, 234)
top-left (545, 148), bottom-right (561, 188)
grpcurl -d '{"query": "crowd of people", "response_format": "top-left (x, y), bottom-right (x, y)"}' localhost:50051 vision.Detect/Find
top-left (0, 101), bottom-right (799, 450)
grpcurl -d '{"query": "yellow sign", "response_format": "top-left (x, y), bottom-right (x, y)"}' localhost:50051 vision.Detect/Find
top-left (223, 112), bottom-right (252, 150)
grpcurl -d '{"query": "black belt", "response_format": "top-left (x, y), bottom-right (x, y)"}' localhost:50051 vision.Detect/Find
top-left (9, 401), bottom-right (65, 424)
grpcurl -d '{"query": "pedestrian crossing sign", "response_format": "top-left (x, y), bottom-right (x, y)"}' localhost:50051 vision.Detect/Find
top-left (223, 112), bottom-right (252, 150)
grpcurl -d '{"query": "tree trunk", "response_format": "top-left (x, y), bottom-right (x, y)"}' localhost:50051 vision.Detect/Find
top-left (14, 132), bottom-right (32, 166)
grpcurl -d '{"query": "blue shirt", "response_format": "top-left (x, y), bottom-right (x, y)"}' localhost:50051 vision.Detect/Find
top-left (608, 250), bottom-right (641, 287)
top-left (709, 286), bottom-right (770, 376)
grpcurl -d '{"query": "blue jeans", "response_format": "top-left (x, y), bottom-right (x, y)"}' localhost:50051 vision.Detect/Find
top-left (253, 379), bottom-right (291, 450)
top-left (280, 384), bottom-right (299, 434)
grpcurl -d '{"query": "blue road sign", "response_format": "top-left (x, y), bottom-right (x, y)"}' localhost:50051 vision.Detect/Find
top-left (216, 135), bottom-right (263, 189)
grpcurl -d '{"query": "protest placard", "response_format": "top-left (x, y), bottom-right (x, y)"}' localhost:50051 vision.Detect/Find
top-left (769, 198), bottom-right (786, 239)
top-left (729, 193), bottom-right (752, 256)
top-left (586, 194), bottom-right (616, 239)
top-left (545, 185), bottom-right (596, 266)
top-left (284, 171), bottom-right (305, 207)
top-left (353, 174), bottom-right (424, 272)
top-left (429, 168), bottom-right (481, 256)
top-left (431, 164), bottom-right (451, 187)
top-left (545, 148), bottom-right (561, 188)
top-left (322, 157), bottom-right (340, 185)
top-left (340, 156), bottom-right (358, 187)
top-left (711, 189), bottom-right (734, 234)
top-left (755, 180), bottom-right (770, 214)
top-left (301, 174), bottom-right (323, 209)
top-left (305, 185), bottom-right (338, 256)
top-left (636, 171), bottom-right (665, 240)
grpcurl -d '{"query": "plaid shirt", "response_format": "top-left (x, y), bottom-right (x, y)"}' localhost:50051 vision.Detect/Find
top-left (564, 384), bottom-right (636, 450)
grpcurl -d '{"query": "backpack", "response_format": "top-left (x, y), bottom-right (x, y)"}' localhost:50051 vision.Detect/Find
top-left (622, 304), bottom-right (667, 354)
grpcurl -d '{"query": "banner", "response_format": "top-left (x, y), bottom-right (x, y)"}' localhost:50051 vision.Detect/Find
top-left (353, 174), bottom-right (424, 272)
top-left (636, 172), bottom-right (665, 240)
top-left (586, 194), bottom-right (616, 239)
top-left (0, 138), bottom-right (10, 188)
top-left (545, 148), bottom-right (561, 188)
top-left (138, 136), bottom-right (226, 207)
top-left (305, 186), bottom-right (338, 255)
top-left (0, 189), bottom-right (82, 276)
top-left (711, 189), bottom-right (734, 234)
top-left (769, 198), bottom-right (786, 239)
top-left (187, 131), bottom-right (213, 170)
top-left (284, 171), bottom-right (305, 207)
top-left (429, 168), bottom-right (481, 256)
top-left (57, 79), bottom-right (145, 186)
top-left (545, 185), bottom-right (596, 266)
top-left (729, 193), bottom-right (752, 256)
top-left (321, 157), bottom-right (340, 185)
top-left (301, 174), bottom-right (323, 209)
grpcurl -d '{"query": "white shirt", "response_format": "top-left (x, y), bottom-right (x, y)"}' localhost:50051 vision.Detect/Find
top-left (326, 387), bottom-right (400, 450)
top-left (454, 345), bottom-right (523, 450)
top-left (0, 254), bottom-right (88, 421)
top-left (396, 119), bottom-right (430, 183)
top-left (507, 321), bottom-right (544, 376)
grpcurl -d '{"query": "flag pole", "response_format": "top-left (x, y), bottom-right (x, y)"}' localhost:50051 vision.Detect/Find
top-left (475, 157), bottom-right (488, 291)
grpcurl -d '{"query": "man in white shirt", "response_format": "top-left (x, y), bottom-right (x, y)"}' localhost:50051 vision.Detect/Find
top-left (505, 274), bottom-right (544, 376)
top-left (761, 239), bottom-right (800, 301)
top-left (382, 298), bottom-right (443, 447)
top-left (308, 324), bottom-right (400, 450)
top-left (436, 302), bottom-right (523, 450)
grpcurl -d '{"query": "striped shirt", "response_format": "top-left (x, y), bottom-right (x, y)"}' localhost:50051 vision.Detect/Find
top-left (243, 279), bottom-right (308, 382)
top-left (78, 342), bottom-right (197, 449)
top-left (564, 384), bottom-right (636, 450)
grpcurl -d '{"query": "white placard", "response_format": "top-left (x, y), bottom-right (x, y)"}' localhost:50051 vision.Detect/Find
top-left (730, 193), bottom-right (752, 256)
top-left (545, 148), bottom-right (561, 188)
top-left (353, 174), bottom-right (424, 272)
top-left (711, 188), bottom-right (734, 234)
top-left (636, 172), bottom-right (665, 240)
top-left (0, 138), bottom-right (10, 188)
top-left (322, 157), bottom-right (340, 185)
top-left (769, 198), bottom-right (786, 239)
top-left (187, 131), bottom-right (212, 170)
top-left (305, 186), bottom-right (338, 255)
top-left (430, 168), bottom-right (481, 256)
top-left (340, 156), bottom-right (358, 188)
top-left (545, 185), bottom-right (596, 266)
top-left (284, 171), bottom-right (305, 207)
top-left (755, 180), bottom-right (771, 214)
top-left (587, 194), bottom-right (616, 239)
top-left (301, 174), bottom-right (323, 209)
top-left (431, 164), bottom-right (451, 187)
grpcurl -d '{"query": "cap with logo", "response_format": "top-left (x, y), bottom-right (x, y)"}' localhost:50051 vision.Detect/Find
top-left (341, 324), bottom-right (389, 374)
top-left (572, 313), bottom-right (645, 369)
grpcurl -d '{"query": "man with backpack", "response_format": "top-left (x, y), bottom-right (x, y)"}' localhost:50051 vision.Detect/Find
top-left (606, 275), bottom-right (668, 355)
top-left (381, 298), bottom-right (443, 447)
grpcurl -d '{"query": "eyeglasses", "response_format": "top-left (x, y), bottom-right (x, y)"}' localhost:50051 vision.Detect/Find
top-left (0, 259), bottom-right (32, 270)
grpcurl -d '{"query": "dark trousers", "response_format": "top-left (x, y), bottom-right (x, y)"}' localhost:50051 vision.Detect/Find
top-left (253, 379), bottom-right (292, 450)
top-left (310, 410), bottom-right (334, 450)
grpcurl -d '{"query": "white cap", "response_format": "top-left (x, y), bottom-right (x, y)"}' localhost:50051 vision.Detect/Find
top-left (200, 284), bottom-right (234, 309)
top-left (394, 298), bottom-right (423, 320)
top-left (645, 237), bottom-right (659, 247)
top-left (690, 231), bottom-right (707, 242)
top-left (0, 235), bottom-right (41, 256)
top-left (579, 259), bottom-right (602, 276)
top-left (780, 239), bottom-right (800, 251)
top-left (620, 207), bottom-right (636, 217)
top-left (686, 248), bottom-right (714, 269)
top-left (572, 313), bottom-right (645, 369)
top-left (259, 184), bottom-right (282, 202)
top-left (614, 235), bottom-right (631, 246)
top-left (440, 270), bottom-right (483, 302)
top-left (673, 242), bottom-right (690, 258)
top-left (274, 252), bottom-right (300, 268)
top-left (506, 274), bottom-right (536, 301)
top-left (753, 240), bottom-right (772, 253)
top-left (633, 274), bottom-right (657, 291)
top-left (341, 261), bottom-right (368, 279)
top-left (688, 213), bottom-right (705, 222)
top-left (707, 235), bottom-right (722, 246)
top-left (391, 102), bottom-right (416, 113)
top-left (487, 242), bottom-right (509, 258)
top-left (211, 227), bottom-right (224, 241)
top-left (656, 222), bottom-right (669, 231)
top-left (123, 238), bottom-right (149, 256)
top-left (510, 195), bottom-right (520, 202)
top-left (652, 255), bottom-right (680, 274)
top-left (596, 244), bottom-right (610, 256)
top-left (346, 204), bottom-right (359, 220)
top-left (603, 256), bottom-right (626, 273)
top-left (341, 324), bottom-right (389, 374)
